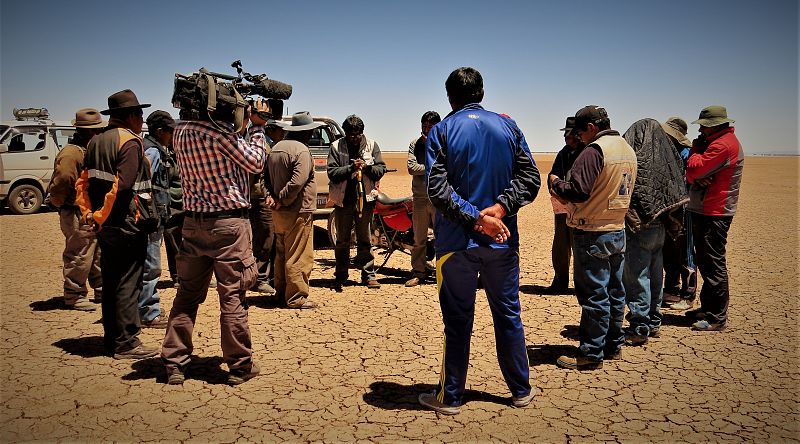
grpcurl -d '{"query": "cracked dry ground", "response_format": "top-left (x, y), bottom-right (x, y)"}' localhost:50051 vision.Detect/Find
top-left (1, 156), bottom-right (798, 443)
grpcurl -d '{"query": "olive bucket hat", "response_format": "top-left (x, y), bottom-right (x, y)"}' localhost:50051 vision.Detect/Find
top-left (691, 105), bottom-right (735, 127)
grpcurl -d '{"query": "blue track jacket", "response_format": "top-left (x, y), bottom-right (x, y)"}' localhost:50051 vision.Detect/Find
top-left (426, 104), bottom-right (540, 253)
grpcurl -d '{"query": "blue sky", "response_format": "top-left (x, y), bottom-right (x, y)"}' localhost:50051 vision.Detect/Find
top-left (1, 0), bottom-right (797, 154)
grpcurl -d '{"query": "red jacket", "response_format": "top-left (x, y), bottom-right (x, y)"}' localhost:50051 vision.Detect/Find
top-left (686, 127), bottom-right (744, 216)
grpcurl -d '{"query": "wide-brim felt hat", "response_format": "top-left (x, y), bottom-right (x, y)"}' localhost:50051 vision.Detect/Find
top-left (661, 117), bottom-right (692, 147)
top-left (100, 89), bottom-right (151, 115)
top-left (71, 108), bottom-right (107, 128)
top-left (283, 111), bottom-right (324, 131)
top-left (560, 116), bottom-right (576, 135)
top-left (691, 105), bottom-right (734, 127)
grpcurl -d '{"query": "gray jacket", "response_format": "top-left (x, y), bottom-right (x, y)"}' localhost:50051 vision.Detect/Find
top-left (407, 136), bottom-right (428, 198)
top-left (266, 139), bottom-right (316, 213)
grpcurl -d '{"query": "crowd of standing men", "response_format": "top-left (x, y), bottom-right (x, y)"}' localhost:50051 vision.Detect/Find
top-left (45, 67), bottom-right (743, 411)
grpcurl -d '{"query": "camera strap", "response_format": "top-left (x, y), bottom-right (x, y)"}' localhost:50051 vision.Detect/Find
top-left (204, 72), bottom-right (246, 136)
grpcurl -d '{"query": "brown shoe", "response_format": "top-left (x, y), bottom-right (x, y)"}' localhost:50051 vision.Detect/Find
top-left (142, 314), bottom-right (168, 329)
top-left (556, 355), bottom-right (603, 371)
top-left (365, 280), bottom-right (381, 289)
top-left (287, 300), bottom-right (318, 310)
top-left (405, 277), bottom-right (421, 287)
top-left (228, 362), bottom-right (260, 385)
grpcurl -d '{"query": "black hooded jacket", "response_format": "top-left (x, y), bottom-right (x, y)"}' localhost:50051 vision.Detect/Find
top-left (622, 118), bottom-right (688, 230)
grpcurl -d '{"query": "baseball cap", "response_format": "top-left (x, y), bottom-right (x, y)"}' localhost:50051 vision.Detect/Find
top-left (145, 110), bottom-right (176, 131)
top-left (574, 105), bottom-right (609, 129)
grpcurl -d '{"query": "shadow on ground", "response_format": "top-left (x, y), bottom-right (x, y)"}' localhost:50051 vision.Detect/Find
top-left (662, 312), bottom-right (695, 327)
top-left (520, 284), bottom-right (574, 296)
top-left (363, 381), bottom-right (509, 410)
top-left (53, 336), bottom-right (108, 358)
top-left (30, 296), bottom-right (67, 311)
top-left (526, 344), bottom-right (578, 367)
top-left (123, 355), bottom-right (228, 384)
top-left (560, 324), bottom-right (580, 341)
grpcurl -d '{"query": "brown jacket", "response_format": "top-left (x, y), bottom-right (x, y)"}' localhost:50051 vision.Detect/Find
top-left (48, 143), bottom-right (86, 208)
top-left (266, 139), bottom-right (316, 213)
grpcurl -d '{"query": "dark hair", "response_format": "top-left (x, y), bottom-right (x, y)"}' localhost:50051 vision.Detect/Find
top-left (445, 67), bottom-right (484, 106)
top-left (342, 115), bottom-right (364, 133)
top-left (421, 111), bottom-right (441, 125)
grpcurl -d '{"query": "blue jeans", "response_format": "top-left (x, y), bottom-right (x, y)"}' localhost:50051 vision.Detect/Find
top-left (623, 222), bottom-right (665, 337)
top-left (571, 229), bottom-right (626, 361)
top-left (140, 226), bottom-right (163, 322)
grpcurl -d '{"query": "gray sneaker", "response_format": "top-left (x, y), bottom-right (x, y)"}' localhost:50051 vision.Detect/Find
top-left (251, 281), bottom-right (276, 295)
top-left (66, 299), bottom-right (96, 311)
top-left (418, 392), bottom-right (461, 415)
top-left (166, 366), bottom-right (185, 385)
top-left (511, 388), bottom-right (539, 408)
top-left (113, 344), bottom-right (159, 360)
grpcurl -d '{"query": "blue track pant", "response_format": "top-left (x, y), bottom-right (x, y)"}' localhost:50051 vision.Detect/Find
top-left (435, 247), bottom-right (531, 406)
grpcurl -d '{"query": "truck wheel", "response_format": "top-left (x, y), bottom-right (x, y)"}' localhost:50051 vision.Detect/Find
top-left (7, 184), bottom-right (43, 215)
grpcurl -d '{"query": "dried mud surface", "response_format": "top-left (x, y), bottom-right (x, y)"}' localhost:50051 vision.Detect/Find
top-left (1, 155), bottom-right (797, 443)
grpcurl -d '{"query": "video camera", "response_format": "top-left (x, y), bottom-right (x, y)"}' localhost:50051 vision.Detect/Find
top-left (172, 60), bottom-right (292, 132)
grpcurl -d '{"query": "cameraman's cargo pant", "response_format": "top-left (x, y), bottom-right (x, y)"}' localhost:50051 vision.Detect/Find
top-left (162, 215), bottom-right (258, 372)
top-left (433, 246), bottom-right (531, 407)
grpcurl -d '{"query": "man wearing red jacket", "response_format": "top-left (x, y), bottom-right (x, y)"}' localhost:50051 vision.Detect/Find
top-left (684, 106), bottom-right (744, 331)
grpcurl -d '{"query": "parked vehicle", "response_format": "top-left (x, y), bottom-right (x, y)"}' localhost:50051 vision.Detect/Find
top-left (0, 108), bottom-right (76, 214)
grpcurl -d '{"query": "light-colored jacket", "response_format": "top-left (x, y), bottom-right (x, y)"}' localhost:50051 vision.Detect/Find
top-left (407, 136), bottom-right (428, 199)
top-left (326, 136), bottom-right (385, 207)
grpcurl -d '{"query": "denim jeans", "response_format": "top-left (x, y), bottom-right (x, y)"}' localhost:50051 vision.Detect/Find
top-left (140, 226), bottom-right (163, 322)
top-left (571, 229), bottom-right (626, 361)
top-left (623, 222), bottom-right (665, 337)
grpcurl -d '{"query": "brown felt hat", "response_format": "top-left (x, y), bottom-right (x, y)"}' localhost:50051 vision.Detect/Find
top-left (71, 108), bottom-right (107, 129)
top-left (100, 89), bottom-right (151, 115)
top-left (560, 116), bottom-right (576, 136)
top-left (661, 117), bottom-right (692, 147)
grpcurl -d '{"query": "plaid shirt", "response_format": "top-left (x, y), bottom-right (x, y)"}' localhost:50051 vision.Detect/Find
top-left (174, 120), bottom-right (266, 212)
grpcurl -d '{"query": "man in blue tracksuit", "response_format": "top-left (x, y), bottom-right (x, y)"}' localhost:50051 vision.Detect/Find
top-left (418, 67), bottom-right (541, 415)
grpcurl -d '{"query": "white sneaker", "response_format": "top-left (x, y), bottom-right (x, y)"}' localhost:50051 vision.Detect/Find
top-left (418, 392), bottom-right (461, 415)
top-left (511, 389), bottom-right (537, 408)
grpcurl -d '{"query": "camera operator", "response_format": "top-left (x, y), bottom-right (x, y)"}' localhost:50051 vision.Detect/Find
top-left (161, 99), bottom-right (270, 386)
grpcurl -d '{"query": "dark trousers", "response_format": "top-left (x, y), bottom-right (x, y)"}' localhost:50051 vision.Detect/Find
top-left (663, 211), bottom-right (696, 300)
top-left (250, 200), bottom-right (275, 284)
top-left (435, 247), bottom-right (531, 406)
top-left (692, 214), bottom-right (733, 325)
top-left (96, 227), bottom-right (146, 354)
top-left (334, 201), bottom-right (376, 282)
top-left (551, 213), bottom-right (572, 287)
top-left (164, 213), bottom-right (184, 281)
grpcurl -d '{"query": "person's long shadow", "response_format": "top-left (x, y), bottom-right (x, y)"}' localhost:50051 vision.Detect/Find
top-left (560, 324), bottom-right (580, 341)
top-left (246, 294), bottom-right (284, 309)
top-left (520, 284), bottom-right (574, 296)
top-left (526, 344), bottom-right (578, 367)
top-left (53, 336), bottom-right (108, 358)
top-left (30, 296), bottom-right (68, 311)
top-left (662, 312), bottom-right (695, 328)
top-left (123, 356), bottom-right (228, 384)
top-left (363, 381), bottom-right (509, 410)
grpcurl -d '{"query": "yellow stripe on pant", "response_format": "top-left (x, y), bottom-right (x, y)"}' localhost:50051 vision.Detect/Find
top-left (435, 252), bottom-right (453, 403)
